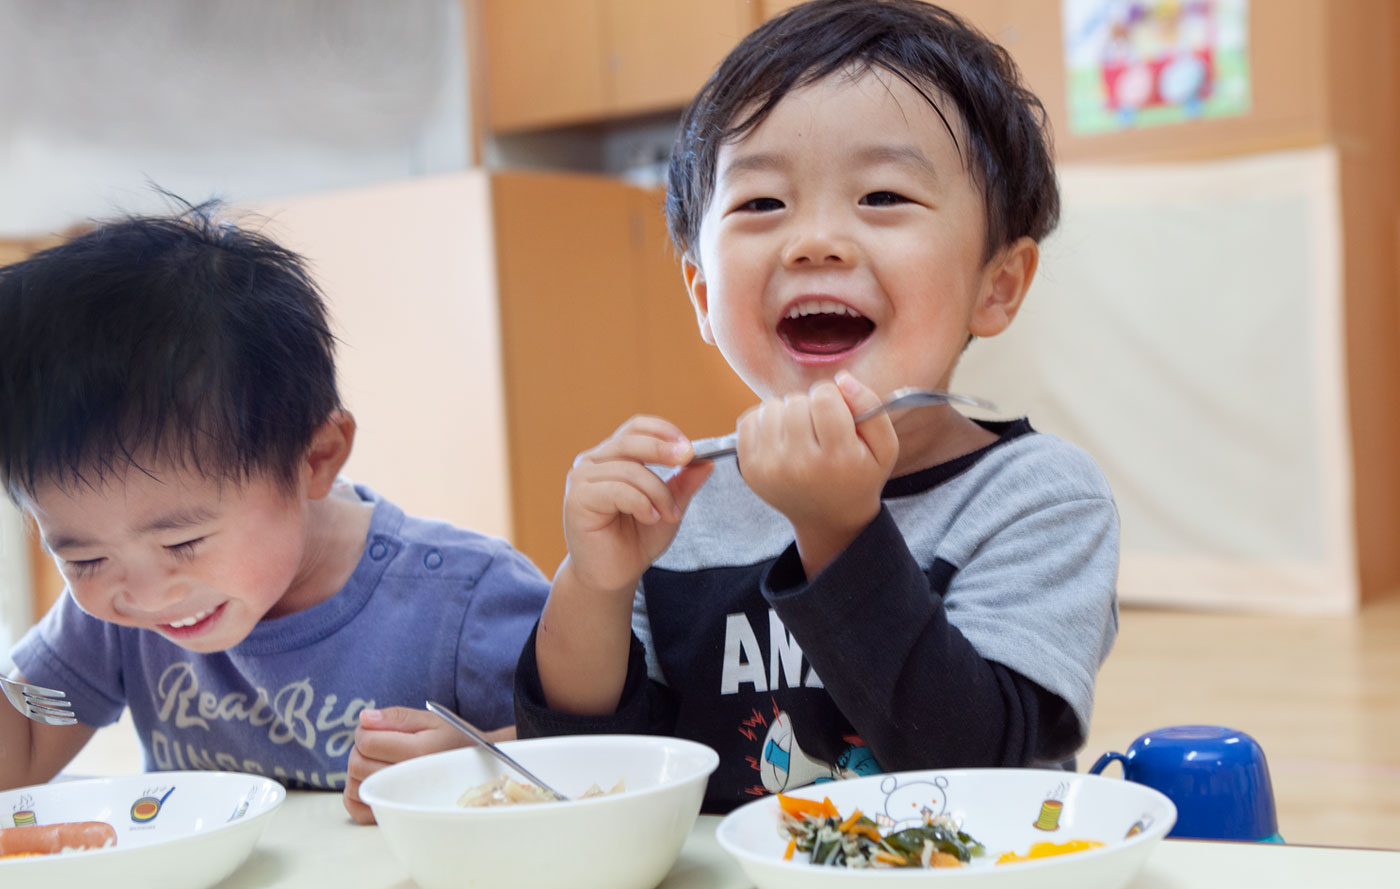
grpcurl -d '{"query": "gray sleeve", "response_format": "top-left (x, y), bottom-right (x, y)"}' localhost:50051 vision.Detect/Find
top-left (933, 442), bottom-right (1120, 737)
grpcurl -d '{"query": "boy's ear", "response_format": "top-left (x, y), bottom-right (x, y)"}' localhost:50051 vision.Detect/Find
top-left (969, 236), bottom-right (1039, 338)
top-left (682, 255), bottom-right (715, 344)
top-left (303, 410), bottom-right (356, 499)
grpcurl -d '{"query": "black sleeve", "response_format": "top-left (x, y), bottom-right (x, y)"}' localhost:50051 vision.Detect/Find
top-left (762, 506), bottom-right (1083, 769)
top-left (513, 622), bottom-right (678, 738)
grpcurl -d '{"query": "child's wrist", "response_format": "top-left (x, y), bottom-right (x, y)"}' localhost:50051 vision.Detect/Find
top-left (791, 504), bottom-right (880, 576)
top-left (791, 497), bottom-right (880, 541)
top-left (556, 555), bottom-right (640, 604)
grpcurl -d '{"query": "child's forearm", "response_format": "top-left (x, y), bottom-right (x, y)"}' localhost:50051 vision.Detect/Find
top-left (0, 706), bottom-right (35, 789)
top-left (534, 558), bottom-right (638, 716)
top-left (0, 684), bottom-right (95, 789)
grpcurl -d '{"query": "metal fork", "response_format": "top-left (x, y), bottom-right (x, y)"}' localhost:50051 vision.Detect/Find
top-left (690, 386), bottom-right (998, 462)
top-left (0, 674), bottom-right (77, 726)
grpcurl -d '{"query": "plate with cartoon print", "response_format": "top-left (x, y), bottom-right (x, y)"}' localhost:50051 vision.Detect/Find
top-left (0, 770), bottom-right (284, 889)
top-left (716, 768), bottom-right (1175, 888)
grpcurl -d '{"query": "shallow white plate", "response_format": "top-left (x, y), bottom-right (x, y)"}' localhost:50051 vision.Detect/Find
top-left (0, 771), bottom-right (285, 889)
top-left (716, 768), bottom-right (1176, 889)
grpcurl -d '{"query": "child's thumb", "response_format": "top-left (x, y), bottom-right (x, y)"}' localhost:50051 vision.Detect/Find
top-left (835, 370), bottom-right (882, 416)
top-left (359, 706), bottom-right (435, 732)
top-left (836, 371), bottom-right (899, 466)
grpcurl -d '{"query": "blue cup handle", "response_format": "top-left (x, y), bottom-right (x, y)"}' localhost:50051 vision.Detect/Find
top-left (1089, 751), bottom-right (1127, 776)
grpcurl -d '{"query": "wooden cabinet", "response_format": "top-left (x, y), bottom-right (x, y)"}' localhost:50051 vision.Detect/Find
top-left (604, 0), bottom-right (755, 115)
top-left (478, 0), bottom-right (610, 132)
top-left (479, 0), bottom-right (756, 133)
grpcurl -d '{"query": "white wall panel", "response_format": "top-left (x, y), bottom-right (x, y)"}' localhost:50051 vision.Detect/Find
top-left (954, 148), bottom-right (1354, 612)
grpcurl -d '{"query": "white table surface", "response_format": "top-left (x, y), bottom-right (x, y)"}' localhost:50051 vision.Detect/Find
top-left (210, 791), bottom-right (1400, 889)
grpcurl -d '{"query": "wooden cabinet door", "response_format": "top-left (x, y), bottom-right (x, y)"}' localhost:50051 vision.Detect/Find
top-left (479, 0), bottom-right (757, 132)
top-left (492, 174), bottom-right (757, 574)
top-left (492, 172), bottom-right (646, 572)
top-left (481, 0), bottom-right (610, 133)
top-left (630, 187), bottom-right (755, 437)
top-left (605, 0), bottom-right (757, 117)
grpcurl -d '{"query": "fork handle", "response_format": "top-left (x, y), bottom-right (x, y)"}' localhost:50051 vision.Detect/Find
top-left (690, 445), bottom-right (737, 462)
top-left (689, 396), bottom-right (949, 463)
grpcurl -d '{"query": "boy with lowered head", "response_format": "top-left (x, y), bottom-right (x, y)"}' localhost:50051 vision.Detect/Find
top-left (0, 206), bottom-right (548, 823)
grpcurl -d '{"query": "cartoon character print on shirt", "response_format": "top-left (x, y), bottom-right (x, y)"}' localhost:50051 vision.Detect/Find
top-left (743, 700), bottom-right (883, 795)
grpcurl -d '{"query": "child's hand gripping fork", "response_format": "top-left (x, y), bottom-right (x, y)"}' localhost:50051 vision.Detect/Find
top-left (689, 386), bottom-right (998, 462)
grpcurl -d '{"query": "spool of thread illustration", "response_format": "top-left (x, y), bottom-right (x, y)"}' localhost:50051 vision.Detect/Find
top-left (1033, 797), bottom-right (1064, 831)
top-left (11, 809), bottom-right (36, 827)
top-left (131, 787), bottom-right (175, 823)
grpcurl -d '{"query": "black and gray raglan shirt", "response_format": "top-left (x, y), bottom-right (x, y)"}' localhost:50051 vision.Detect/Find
top-left (516, 419), bottom-right (1119, 813)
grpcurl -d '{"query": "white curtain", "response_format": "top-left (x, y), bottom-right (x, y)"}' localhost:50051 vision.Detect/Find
top-left (953, 147), bottom-right (1354, 612)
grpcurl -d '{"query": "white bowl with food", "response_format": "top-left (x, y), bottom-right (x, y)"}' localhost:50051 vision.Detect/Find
top-left (359, 734), bottom-right (720, 889)
top-left (0, 770), bottom-right (285, 889)
top-left (716, 768), bottom-right (1176, 889)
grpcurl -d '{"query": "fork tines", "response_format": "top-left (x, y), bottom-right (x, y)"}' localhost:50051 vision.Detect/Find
top-left (2, 674), bottom-right (77, 726)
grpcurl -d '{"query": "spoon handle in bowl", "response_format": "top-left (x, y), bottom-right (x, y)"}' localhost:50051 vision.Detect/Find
top-left (425, 701), bottom-right (571, 801)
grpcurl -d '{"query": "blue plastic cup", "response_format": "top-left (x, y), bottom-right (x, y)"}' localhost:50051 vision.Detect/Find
top-left (1089, 725), bottom-right (1282, 842)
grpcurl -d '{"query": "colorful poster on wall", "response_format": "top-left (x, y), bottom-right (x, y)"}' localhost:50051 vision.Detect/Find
top-left (1062, 0), bottom-right (1251, 135)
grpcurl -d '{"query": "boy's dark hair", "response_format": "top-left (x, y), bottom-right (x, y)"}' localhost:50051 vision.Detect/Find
top-left (666, 0), bottom-right (1059, 263)
top-left (0, 202), bottom-right (341, 500)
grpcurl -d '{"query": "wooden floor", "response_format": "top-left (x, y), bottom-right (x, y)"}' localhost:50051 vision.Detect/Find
top-left (67, 597), bottom-right (1400, 851)
top-left (1082, 596), bottom-right (1400, 850)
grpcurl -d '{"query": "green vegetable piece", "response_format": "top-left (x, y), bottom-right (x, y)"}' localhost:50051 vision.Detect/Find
top-left (957, 830), bottom-right (985, 857)
top-left (884, 824), bottom-right (973, 863)
top-left (812, 836), bottom-right (843, 866)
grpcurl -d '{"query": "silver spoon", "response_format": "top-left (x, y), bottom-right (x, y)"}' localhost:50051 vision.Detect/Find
top-left (425, 701), bottom-right (571, 801)
top-left (689, 386), bottom-right (998, 463)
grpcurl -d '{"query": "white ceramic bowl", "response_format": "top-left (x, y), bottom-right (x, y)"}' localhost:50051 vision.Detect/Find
top-left (360, 734), bottom-right (720, 889)
top-left (0, 771), bottom-right (284, 889)
top-left (717, 768), bottom-right (1176, 889)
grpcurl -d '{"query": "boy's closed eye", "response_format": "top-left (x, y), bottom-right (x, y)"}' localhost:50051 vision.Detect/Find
top-left (65, 557), bottom-right (106, 578)
top-left (59, 538), bottom-right (204, 576)
top-left (166, 538), bottom-right (205, 560)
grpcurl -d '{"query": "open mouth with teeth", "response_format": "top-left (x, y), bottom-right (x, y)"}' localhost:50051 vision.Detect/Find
top-left (160, 603), bottom-right (224, 636)
top-left (778, 300), bottom-right (875, 356)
